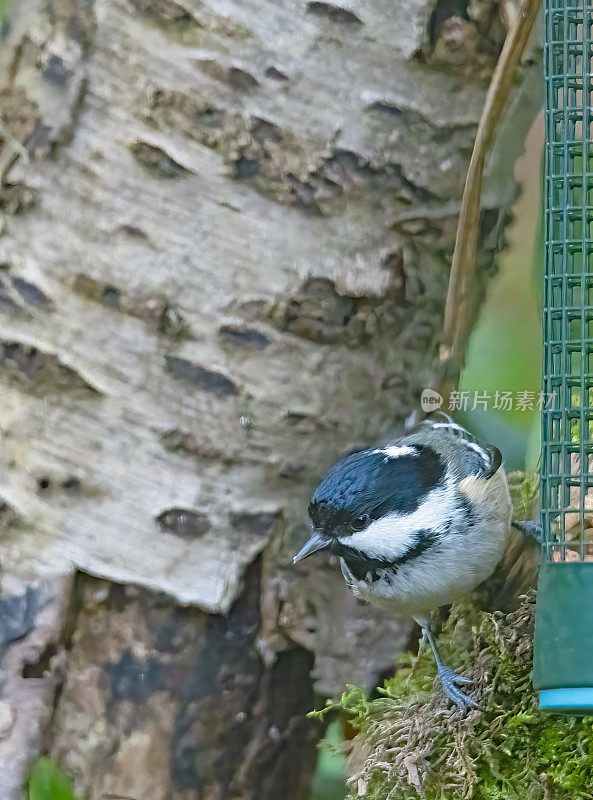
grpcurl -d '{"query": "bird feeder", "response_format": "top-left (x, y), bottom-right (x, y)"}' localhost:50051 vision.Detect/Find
top-left (533, 0), bottom-right (593, 712)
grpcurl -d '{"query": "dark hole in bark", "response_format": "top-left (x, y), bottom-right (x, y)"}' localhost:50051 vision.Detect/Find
top-left (266, 66), bottom-right (289, 81)
top-left (37, 476), bottom-right (52, 493)
top-left (62, 476), bottom-right (82, 494)
top-left (156, 508), bottom-right (211, 539)
top-left (219, 324), bottom-right (271, 349)
top-left (427, 0), bottom-right (469, 47)
top-left (165, 356), bottom-right (238, 397)
top-left (234, 156), bottom-right (260, 180)
top-left (22, 642), bottom-right (58, 678)
top-left (306, 2), bottom-right (363, 25)
top-left (228, 66), bottom-right (259, 91)
top-left (12, 277), bottom-right (51, 307)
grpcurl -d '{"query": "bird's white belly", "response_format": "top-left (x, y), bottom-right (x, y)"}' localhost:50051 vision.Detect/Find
top-left (341, 520), bottom-right (509, 617)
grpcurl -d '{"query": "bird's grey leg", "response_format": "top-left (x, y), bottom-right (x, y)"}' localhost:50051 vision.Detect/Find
top-left (512, 520), bottom-right (543, 543)
top-left (418, 621), bottom-right (478, 711)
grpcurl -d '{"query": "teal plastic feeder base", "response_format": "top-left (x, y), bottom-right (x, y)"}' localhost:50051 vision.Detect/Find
top-left (534, 564), bottom-right (593, 714)
top-left (539, 689), bottom-right (593, 714)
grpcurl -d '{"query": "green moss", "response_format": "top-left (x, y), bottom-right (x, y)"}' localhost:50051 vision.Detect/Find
top-left (313, 596), bottom-right (593, 800)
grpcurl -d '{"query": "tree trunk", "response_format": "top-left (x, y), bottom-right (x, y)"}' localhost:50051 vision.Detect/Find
top-left (0, 0), bottom-right (539, 796)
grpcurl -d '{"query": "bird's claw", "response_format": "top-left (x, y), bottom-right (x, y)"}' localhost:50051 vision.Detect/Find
top-left (437, 665), bottom-right (479, 711)
top-left (513, 520), bottom-right (543, 544)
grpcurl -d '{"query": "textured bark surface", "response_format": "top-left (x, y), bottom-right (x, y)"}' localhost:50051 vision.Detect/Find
top-left (0, 0), bottom-right (539, 796)
top-left (50, 565), bottom-right (321, 800)
top-left (0, 575), bottom-right (72, 800)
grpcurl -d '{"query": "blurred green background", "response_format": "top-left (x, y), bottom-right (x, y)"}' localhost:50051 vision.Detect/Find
top-left (459, 116), bottom-right (543, 472)
top-left (311, 721), bottom-right (348, 800)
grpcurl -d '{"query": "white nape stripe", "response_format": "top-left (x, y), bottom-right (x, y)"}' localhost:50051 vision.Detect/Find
top-left (426, 421), bottom-right (490, 465)
top-left (373, 445), bottom-right (417, 459)
top-left (429, 421), bottom-right (468, 433)
top-left (465, 440), bottom-right (488, 463)
top-left (338, 482), bottom-right (457, 562)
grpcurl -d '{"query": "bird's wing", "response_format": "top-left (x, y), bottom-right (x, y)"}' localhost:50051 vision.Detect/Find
top-left (408, 417), bottom-right (502, 480)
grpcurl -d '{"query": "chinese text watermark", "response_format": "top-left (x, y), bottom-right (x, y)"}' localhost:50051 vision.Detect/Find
top-left (421, 388), bottom-right (555, 414)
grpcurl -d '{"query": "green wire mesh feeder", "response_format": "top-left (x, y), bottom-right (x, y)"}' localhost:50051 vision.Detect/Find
top-left (533, 0), bottom-right (593, 713)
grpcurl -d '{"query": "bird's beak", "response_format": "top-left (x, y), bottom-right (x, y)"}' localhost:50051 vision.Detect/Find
top-left (293, 531), bottom-right (329, 564)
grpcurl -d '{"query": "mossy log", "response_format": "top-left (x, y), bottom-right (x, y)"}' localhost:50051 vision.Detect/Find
top-left (330, 595), bottom-right (593, 800)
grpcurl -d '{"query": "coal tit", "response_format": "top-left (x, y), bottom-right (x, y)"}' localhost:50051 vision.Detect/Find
top-left (293, 417), bottom-right (513, 709)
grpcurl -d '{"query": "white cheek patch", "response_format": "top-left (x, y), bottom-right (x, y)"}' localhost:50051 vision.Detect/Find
top-left (338, 483), bottom-right (458, 562)
top-left (340, 516), bottom-right (417, 561)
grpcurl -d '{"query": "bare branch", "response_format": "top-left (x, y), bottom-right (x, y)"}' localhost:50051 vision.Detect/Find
top-left (439, 0), bottom-right (541, 396)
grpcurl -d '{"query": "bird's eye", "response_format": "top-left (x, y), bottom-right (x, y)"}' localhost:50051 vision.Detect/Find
top-left (351, 514), bottom-right (369, 531)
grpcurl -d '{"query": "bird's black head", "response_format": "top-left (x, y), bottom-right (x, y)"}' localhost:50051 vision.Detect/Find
top-left (293, 444), bottom-right (445, 563)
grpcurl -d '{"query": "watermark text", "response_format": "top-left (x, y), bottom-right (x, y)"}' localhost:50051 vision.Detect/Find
top-left (421, 389), bottom-right (555, 413)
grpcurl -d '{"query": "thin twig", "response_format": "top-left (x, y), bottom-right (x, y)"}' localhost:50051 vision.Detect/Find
top-left (500, 1), bottom-right (519, 32)
top-left (438, 0), bottom-right (542, 397)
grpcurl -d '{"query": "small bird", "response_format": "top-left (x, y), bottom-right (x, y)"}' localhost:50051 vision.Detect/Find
top-left (293, 416), bottom-right (514, 709)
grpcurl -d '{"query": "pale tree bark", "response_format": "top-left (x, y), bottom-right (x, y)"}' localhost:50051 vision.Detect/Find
top-left (0, 0), bottom-right (539, 797)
